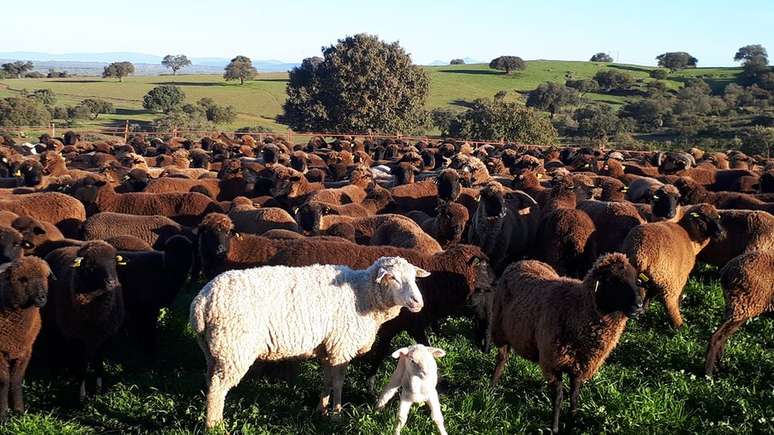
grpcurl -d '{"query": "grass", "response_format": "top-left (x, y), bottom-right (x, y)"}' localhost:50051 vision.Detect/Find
top-left (0, 62), bottom-right (744, 135)
top-left (4, 264), bottom-right (772, 434)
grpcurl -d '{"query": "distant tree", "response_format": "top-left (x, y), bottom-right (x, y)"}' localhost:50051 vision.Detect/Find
top-left (734, 45), bottom-right (768, 63)
top-left (527, 82), bottom-right (580, 117)
top-left (430, 108), bottom-right (458, 133)
top-left (450, 58), bottom-right (465, 65)
top-left (47, 69), bottom-right (69, 78)
top-left (1, 61), bottom-right (34, 79)
top-left (80, 98), bottom-right (114, 119)
top-left (102, 61), bottom-right (135, 82)
top-left (197, 98), bottom-right (237, 124)
top-left (593, 69), bottom-right (634, 91)
top-left (488, 56), bottom-right (526, 74)
top-left (24, 72), bottom-right (45, 79)
top-left (565, 79), bottom-right (600, 97)
top-left (142, 85), bottom-right (186, 113)
top-left (574, 104), bottom-right (628, 143)
top-left (619, 97), bottom-right (672, 130)
top-left (590, 52), bottom-right (613, 63)
top-left (656, 52), bottom-right (698, 71)
top-left (282, 34), bottom-right (430, 132)
top-left (649, 69), bottom-right (669, 80)
top-left (646, 80), bottom-right (669, 96)
top-left (446, 98), bottom-right (558, 144)
top-left (223, 55), bottom-right (257, 85)
top-left (0, 96), bottom-right (51, 126)
top-left (741, 125), bottom-right (774, 157)
top-left (162, 54), bottom-right (192, 76)
top-left (494, 90), bottom-right (508, 101)
top-left (30, 89), bottom-right (56, 105)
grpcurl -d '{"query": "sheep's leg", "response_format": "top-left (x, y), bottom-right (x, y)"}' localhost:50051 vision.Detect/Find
top-left (330, 362), bottom-right (349, 414)
top-left (491, 345), bottom-right (510, 386)
top-left (318, 362), bottom-right (333, 413)
top-left (395, 399), bottom-right (411, 435)
top-left (0, 359), bottom-right (9, 421)
top-left (366, 332), bottom-right (396, 393)
top-left (428, 391), bottom-right (448, 435)
top-left (9, 355), bottom-right (31, 412)
top-left (377, 358), bottom-right (406, 408)
top-left (205, 356), bottom-right (251, 429)
top-left (662, 288), bottom-right (685, 329)
top-left (705, 318), bottom-right (745, 376)
top-left (569, 374), bottom-right (582, 415)
top-left (549, 378), bottom-right (564, 434)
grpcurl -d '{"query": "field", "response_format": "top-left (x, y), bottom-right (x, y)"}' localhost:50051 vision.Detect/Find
top-left (4, 265), bottom-right (772, 434)
top-left (0, 61), bottom-right (744, 134)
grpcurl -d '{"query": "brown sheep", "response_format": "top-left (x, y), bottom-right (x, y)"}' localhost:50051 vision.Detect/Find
top-left (11, 216), bottom-right (64, 256)
top-left (622, 204), bottom-right (725, 328)
top-left (227, 197), bottom-right (298, 235)
top-left (82, 212), bottom-right (187, 250)
top-left (698, 210), bottom-right (774, 266)
top-left (489, 254), bottom-right (644, 433)
top-left (0, 256), bottom-right (52, 419)
top-left (674, 177), bottom-right (774, 212)
top-left (705, 250), bottom-right (774, 376)
top-left (0, 192), bottom-right (85, 237)
top-left (104, 235), bottom-right (154, 251)
top-left (370, 216), bottom-right (443, 254)
top-left (577, 200), bottom-right (645, 255)
top-left (406, 201), bottom-right (470, 249)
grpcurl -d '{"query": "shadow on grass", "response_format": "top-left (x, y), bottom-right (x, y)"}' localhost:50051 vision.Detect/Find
top-left (45, 79), bottom-right (104, 83)
top-left (438, 69), bottom-right (502, 76)
top-left (608, 64), bottom-right (653, 74)
top-left (154, 81), bottom-right (226, 87)
top-left (450, 99), bottom-right (476, 109)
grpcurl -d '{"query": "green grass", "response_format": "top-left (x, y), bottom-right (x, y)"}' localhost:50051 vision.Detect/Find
top-left (0, 62), bottom-right (744, 135)
top-left (4, 264), bottom-right (772, 434)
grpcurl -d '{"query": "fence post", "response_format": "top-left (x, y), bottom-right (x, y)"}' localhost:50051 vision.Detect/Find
top-left (50, 122), bottom-right (55, 138)
top-left (287, 130), bottom-right (293, 144)
top-left (124, 120), bottom-right (129, 143)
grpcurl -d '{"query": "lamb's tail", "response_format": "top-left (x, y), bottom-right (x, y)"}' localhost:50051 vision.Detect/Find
top-left (189, 289), bottom-right (209, 335)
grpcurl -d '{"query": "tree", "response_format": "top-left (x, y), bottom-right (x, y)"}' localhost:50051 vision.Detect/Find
top-left (450, 58), bottom-right (465, 65)
top-left (526, 82), bottom-right (580, 117)
top-left (197, 98), bottom-right (237, 124)
top-left (593, 69), bottom-right (634, 91)
top-left (574, 104), bottom-right (628, 143)
top-left (565, 79), bottom-right (600, 97)
top-left (649, 69), bottom-right (669, 80)
top-left (282, 34), bottom-right (430, 133)
top-left (619, 97), bottom-right (672, 130)
top-left (656, 52), bottom-right (698, 71)
top-left (590, 52), bottom-right (613, 62)
top-left (740, 126), bottom-right (774, 157)
top-left (162, 54), bottom-right (192, 76)
top-left (102, 61), bottom-right (135, 82)
top-left (0, 96), bottom-right (51, 127)
top-left (446, 98), bottom-right (558, 144)
top-left (30, 89), bottom-right (56, 105)
top-left (734, 45), bottom-right (768, 63)
top-left (1, 61), bottom-right (34, 79)
top-left (223, 55), bottom-right (257, 85)
top-left (142, 85), bottom-right (186, 113)
top-left (488, 56), bottom-right (526, 74)
top-left (80, 98), bottom-right (114, 119)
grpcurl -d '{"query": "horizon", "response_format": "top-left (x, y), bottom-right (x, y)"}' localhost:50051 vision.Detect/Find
top-left (4, 0), bottom-right (773, 68)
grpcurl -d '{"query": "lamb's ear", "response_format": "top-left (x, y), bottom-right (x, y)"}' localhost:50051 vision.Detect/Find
top-left (414, 267), bottom-right (430, 278)
top-left (427, 347), bottom-right (446, 358)
top-left (375, 268), bottom-right (393, 284)
top-left (391, 347), bottom-right (410, 359)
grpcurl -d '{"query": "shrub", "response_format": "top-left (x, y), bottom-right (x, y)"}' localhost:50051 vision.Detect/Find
top-left (450, 59), bottom-right (465, 65)
top-left (0, 96), bottom-right (51, 127)
top-left (526, 82), bottom-right (579, 116)
top-left (143, 85), bottom-right (186, 113)
top-left (649, 69), bottom-right (669, 80)
top-left (446, 98), bottom-right (558, 144)
top-left (80, 99), bottom-right (114, 119)
top-left (740, 126), bottom-right (774, 156)
top-left (656, 52), bottom-right (698, 71)
top-left (574, 104), bottom-right (629, 143)
top-left (593, 69), bottom-right (634, 91)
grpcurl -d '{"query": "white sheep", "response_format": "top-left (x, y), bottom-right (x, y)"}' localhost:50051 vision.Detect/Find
top-left (189, 256), bottom-right (430, 429)
top-left (376, 344), bottom-right (448, 435)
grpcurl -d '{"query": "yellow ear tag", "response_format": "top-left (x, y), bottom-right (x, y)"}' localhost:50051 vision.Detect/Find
top-left (536, 173), bottom-right (543, 179)
top-left (621, 186), bottom-right (629, 192)
top-left (116, 255), bottom-right (128, 266)
top-left (13, 170), bottom-right (21, 177)
top-left (690, 212), bottom-right (700, 218)
top-left (72, 257), bottom-right (83, 268)
top-left (621, 165), bottom-right (626, 170)
top-left (638, 273), bottom-right (650, 283)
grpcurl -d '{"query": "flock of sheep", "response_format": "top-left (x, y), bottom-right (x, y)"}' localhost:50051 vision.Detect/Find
top-left (0, 130), bottom-right (771, 433)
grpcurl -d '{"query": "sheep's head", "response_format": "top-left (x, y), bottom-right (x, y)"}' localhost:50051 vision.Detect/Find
top-left (420, 149), bottom-right (436, 170)
top-left (69, 241), bottom-right (123, 306)
top-left (659, 152), bottom-right (695, 174)
top-left (672, 178), bottom-right (706, 205)
top-left (391, 344), bottom-right (445, 377)
top-left (479, 181), bottom-right (507, 221)
top-left (290, 151), bottom-right (308, 173)
top-left (70, 176), bottom-right (110, 211)
top-left (12, 217), bottom-right (61, 255)
top-left (0, 226), bottom-right (25, 264)
top-left (435, 202), bottom-right (469, 247)
top-left (119, 168), bottom-right (149, 192)
top-left (371, 256), bottom-right (428, 313)
top-left (17, 160), bottom-right (44, 186)
top-left (189, 149), bottom-right (211, 169)
top-left (436, 169), bottom-right (461, 203)
top-left (393, 162), bottom-right (418, 186)
top-left (294, 202), bottom-right (338, 234)
top-left (270, 167), bottom-right (306, 198)
top-left (585, 253), bottom-right (644, 318)
top-left (681, 204), bottom-right (725, 241)
top-left (0, 256), bottom-right (51, 310)
top-left (197, 213), bottom-right (235, 269)
top-left (650, 185), bottom-right (680, 219)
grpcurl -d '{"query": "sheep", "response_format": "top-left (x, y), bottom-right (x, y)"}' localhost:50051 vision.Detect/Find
top-left (70, 177), bottom-right (222, 226)
top-left (104, 235), bottom-right (153, 251)
top-left (468, 181), bottom-right (540, 274)
top-left (227, 197), bottom-right (298, 235)
top-left (10, 216), bottom-right (64, 256)
top-left (190, 256), bottom-right (429, 428)
top-left (698, 210), bottom-right (774, 266)
top-left (705, 250), bottom-right (774, 376)
top-left (406, 201), bottom-right (469, 248)
top-left (673, 177), bottom-right (774, 212)
top-left (489, 254), bottom-right (644, 433)
top-left (0, 256), bottom-right (51, 420)
top-left (376, 345), bottom-right (448, 435)
top-left (0, 192), bottom-right (85, 237)
top-left (370, 218), bottom-right (443, 254)
top-left (294, 204), bottom-right (425, 246)
top-left (81, 212), bottom-right (187, 250)
top-left (0, 226), bottom-right (25, 265)
top-left (42, 241), bottom-right (125, 400)
top-left (622, 204), bottom-right (725, 328)
top-left (577, 199), bottom-right (645, 255)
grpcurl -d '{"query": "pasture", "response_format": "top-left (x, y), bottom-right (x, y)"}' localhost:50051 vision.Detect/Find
top-left (4, 269), bottom-right (772, 434)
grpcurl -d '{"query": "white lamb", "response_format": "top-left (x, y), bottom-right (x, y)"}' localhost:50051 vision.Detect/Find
top-left (376, 344), bottom-right (448, 435)
top-left (189, 256), bottom-right (429, 429)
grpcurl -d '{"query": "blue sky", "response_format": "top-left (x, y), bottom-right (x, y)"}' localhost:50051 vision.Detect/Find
top-left (5, 0), bottom-right (773, 66)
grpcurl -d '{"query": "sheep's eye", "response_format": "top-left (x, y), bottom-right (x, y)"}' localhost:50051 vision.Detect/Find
top-left (636, 279), bottom-right (643, 286)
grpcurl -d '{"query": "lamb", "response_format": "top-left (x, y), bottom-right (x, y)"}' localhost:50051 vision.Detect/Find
top-left (489, 254), bottom-right (644, 433)
top-left (227, 197), bottom-right (298, 235)
top-left (622, 204), bottom-right (725, 328)
top-left (698, 210), bottom-right (774, 266)
top-left (705, 250), bottom-right (774, 376)
top-left (190, 256), bottom-right (429, 428)
top-left (0, 191), bottom-right (86, 237)
top-left (376, 345), bottom-right (448, 435)
top-left (0, 256), bottom-right (51, 420)
top-left (405, 201), bottom-right (469, 248)
top-left (42, 241), bottom-right (125, 401)
top-left (81, 212), bottom-right (187, 251)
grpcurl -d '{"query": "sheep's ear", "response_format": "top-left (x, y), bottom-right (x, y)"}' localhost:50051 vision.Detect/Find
top-left (414, 267), bottom-right (430, 278)
top-left (391, 347), bottom-right (410, 359)
top-left (428, 347), bottom-right (446, 358)
top-left (375, 268), bottom-right (393, 284)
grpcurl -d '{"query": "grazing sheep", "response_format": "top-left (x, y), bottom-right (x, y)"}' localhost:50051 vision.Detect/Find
top-left (698, 210), bottom-right (774, 266)
top-left (0, 256), bottom-right (51, 420)
top-left (490, 254), bottom-right (644, 433)
top-left (190, 257), bottom-right (429, 428)
top-left (82, 212), bottom-right (186, 250)
top-left (42, 241), bottom-right (125, 400)
top-left (674, 177), bottom-right (774, 212)
top-left (376, 345), bottom-right (448, 435)
top-left (0, 192), bottom-right (85, 237)
top-left (705, 250), bottom-right (774, 376)
top-left (622, 204), bottom-right (725, 328)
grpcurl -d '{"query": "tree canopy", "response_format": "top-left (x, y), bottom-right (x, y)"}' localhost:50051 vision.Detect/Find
top-left (734, 45), bottom-right (768, 63)
top-left (526, 82), bottom-right (580, 116)
top-left (1, 61), bottom-right (34, 79)
top-left (488, 56), bottom-right (526, 74)
top-left (142, 85), bottom-right (186, 113)
top-left (162, 54), bottom-right (192, 75)
top-left (102, 62), bottom-right (135, 82)
top-left (223, 56), bottom-right (257, 85)
top-left (590, 52), bottom-right (613, 62)
top-left (446, 98), bottom-right (558, 144)
top-left (450, 58), bottom-right (465, 65)
top-left (593, 69), bottom-right (634, 91)
top-left (656, 52), bottom-right (698, 71)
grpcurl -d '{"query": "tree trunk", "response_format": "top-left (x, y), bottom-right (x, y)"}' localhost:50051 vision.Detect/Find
top-left (240, 77), bottom-right (244, 85)
top-left (172, 70), bottom-right (177, 76)
top-left (119, 76), bottom-right (124, 83)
